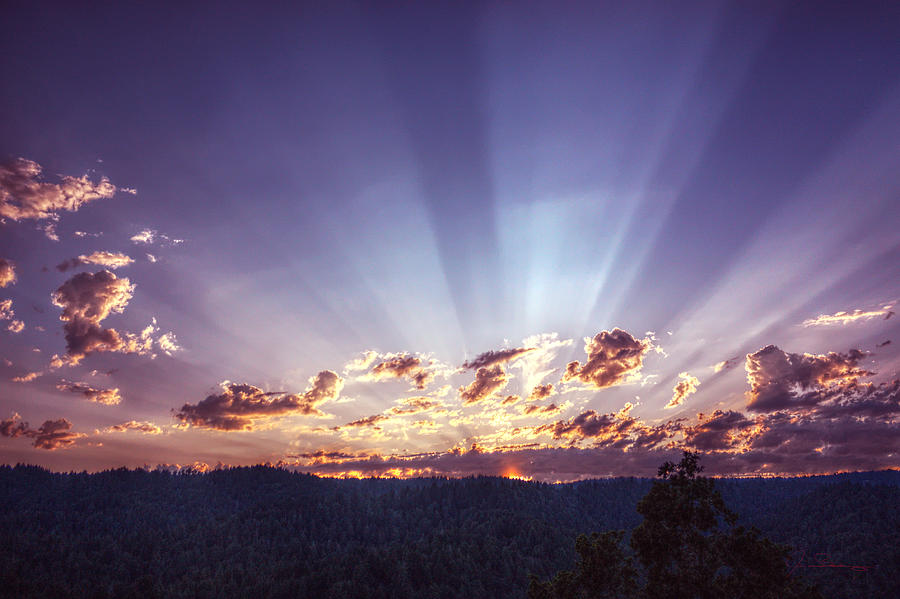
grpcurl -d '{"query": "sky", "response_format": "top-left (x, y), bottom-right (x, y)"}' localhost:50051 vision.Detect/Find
top-left (1, 0), bottom-right (898, 480)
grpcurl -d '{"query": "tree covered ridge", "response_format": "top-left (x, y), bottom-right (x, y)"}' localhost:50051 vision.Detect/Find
top-left (0, 463), bottom-right (897, 599)
top-left (529, 452), bottom-right (826, 599)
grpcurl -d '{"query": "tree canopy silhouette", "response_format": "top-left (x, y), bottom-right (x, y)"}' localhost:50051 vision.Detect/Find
top-left (528, 451), bottom-right (823, 599)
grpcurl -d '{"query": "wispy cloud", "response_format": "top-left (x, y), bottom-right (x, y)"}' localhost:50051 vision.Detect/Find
top-left (802, 304), bottom-right (895, 326)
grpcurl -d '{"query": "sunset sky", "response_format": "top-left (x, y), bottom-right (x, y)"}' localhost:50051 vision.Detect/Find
top-left (1, 1), bottom-right (898, 480)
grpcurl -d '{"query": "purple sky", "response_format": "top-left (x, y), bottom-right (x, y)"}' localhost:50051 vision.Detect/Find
top-left (1, 1), bottom-right (898, 480)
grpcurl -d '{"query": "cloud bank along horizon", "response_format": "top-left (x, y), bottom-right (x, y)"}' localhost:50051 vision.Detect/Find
top-left (1, 0), bottom-right (898, 479)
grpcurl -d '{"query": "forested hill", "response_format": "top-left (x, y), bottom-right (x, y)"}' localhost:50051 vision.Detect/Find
top-left (1, 465), bottom-right (897, 599)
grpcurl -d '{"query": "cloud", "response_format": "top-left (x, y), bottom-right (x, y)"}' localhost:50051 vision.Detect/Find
top-left (876, 340), bottom-right (890, 348)
top-left (12, 371), bottom-right (41, 383)
top-left (539, 406), bottom-right (678, 451)
top-left (74, 231), bottom-right (102, 238)
top-left (666, 372), bottom-right (700, 409)
top-left (156, 331), bottom-right (181, 355)
top-left (459, 365), bottom-right (509, 405)
top-left (130, 229), bottom-right (154, 244)
top-left (130, 229), bottom-right (183, 246)
top-left (745, 345), bottom-right (871, 412)
top-left (528, 383), bottom-right (554, 401)
top-left (0, 299), bottom-right (14, 320)
top-left (0, 299), bottom-right (24, 333)
top-left (39, 222), bottom-right (59, 241)
top-left (0, 413), bottom-right (85, 450)
top-left (333, 414), bottom-right (390, 430)
top-left (462, 347), bottom-right (535, 370)
top-left (514, 332), bottom-right (574, 393)
top-left (344, 350), bottom-right (378, 372)
top-left (562, 328), bottom-right (652, 389)
top-left (369, 354), bottom-right (434, 390)
top-left (51, 270), bottom-right (134, 365)
top-left (714, 356), bottom-right (741, 373)
top-left (282, 445), bottom-right (682, 482)
top-left (802, 304), bottom-right (895, 327)
top-left (104, 421), bottom-right (162, 435)
top-left (523, 403), bottom-right (564, 417)
top-left (56, 380), bottom-right (122, 405)
top-left (0, 258), bottom-right (15, 287)
top-left (175, 370), bottom-right (343, 431)
top-left (56, 251), bottom-right (134, 272)
top-left (389, 396), bottom-right (443, 415)
top-left (0, 158), bottom-right (131, 222)
top-left (682, 410), bottom-right (752, 451)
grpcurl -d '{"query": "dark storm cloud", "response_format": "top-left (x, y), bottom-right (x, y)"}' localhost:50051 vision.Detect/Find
top-left (562, 328), bottom-right (651, 389)
top-left (175, 371), bottom-right (343, 431)
top-left (458, 365), bottom-right (508, 405)
top-left (461, 347), bottom-right (535, 370)
top-left (0, 413), bottom-right (85, 450)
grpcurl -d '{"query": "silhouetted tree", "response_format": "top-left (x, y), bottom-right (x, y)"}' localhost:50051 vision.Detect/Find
top-left (530, 451), bottom-right (823, 599)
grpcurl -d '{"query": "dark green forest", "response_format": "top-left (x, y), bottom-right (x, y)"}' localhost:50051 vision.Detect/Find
top-left (0, 464), bottom-right (896, 599)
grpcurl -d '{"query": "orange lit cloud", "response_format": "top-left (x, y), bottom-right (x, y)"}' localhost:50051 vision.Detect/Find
top-left (562, 328), bottom-right (651, 389)
top-left (389, 396), bottom-right (443, 415)
top-left (12, 371), bottom-right (42, 383)
top-left (666, 372), bottom-right (700, 409)
top-left (0, 158), bottom-right (131, 222)
top-left (175, 370), bottom-right (343, 431)
top-left (104, 421), bottom-right (163, 434)
top-left (0, 413), bottom-right (86, 450)
top-left (0, 258), bottom-right (15, 287)
top-left (745, 345), bottom-right (871, 412)
top-left (528, 383), bottom-right (554, 401)
top-left (459, 365), bottom-right (509, 405)
top-left (522, 403), bottom-right (563, 417)
top-left (56, 380), bottom-right (122, 405)
top-left (56, 251), bottom-right (135, 272)
top-left (802, 304), bottom-right (895, 326)
top-left (333, 414), bottom-right (390, 430)
top-left (369, 354), bottom-right (434, 390)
